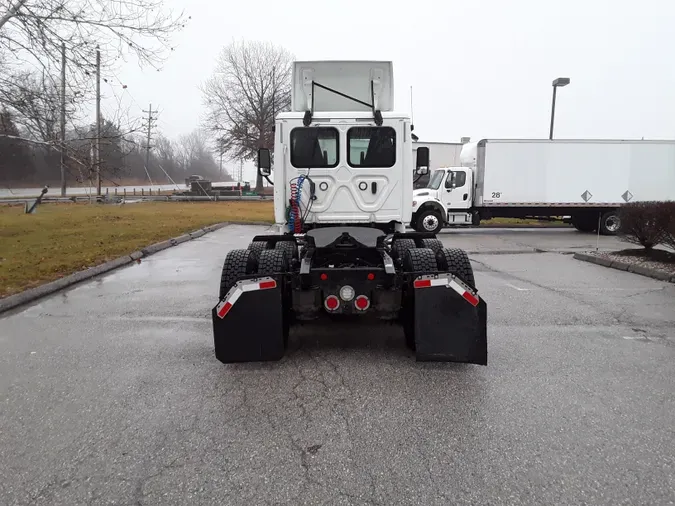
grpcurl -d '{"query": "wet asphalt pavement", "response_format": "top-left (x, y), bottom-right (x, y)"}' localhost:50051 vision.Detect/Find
top-left (1, 225), bottom-right (674, 505)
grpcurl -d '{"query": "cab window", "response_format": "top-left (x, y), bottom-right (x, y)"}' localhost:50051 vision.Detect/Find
top-left (290, 127), bottom-right (339, 168)
top-left (445, 171), bottom-right (466, 188)
top-left (347, 127), bottom-right (396, 167)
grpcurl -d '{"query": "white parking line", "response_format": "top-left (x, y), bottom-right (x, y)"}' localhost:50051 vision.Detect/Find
top-left (505, 283), bottom-right (530, 291)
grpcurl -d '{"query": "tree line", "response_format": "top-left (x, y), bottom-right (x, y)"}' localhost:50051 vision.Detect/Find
top-left (1, 0), bottom-right (292, 190)
top-left (0, 109), bottom-right (230, 187)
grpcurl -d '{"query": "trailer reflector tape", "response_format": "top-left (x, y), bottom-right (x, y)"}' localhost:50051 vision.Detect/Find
top-left (217, 302), bottom-right (233, 318)
top-left (216, 277), bottom-right (277, 319)
top-left (413, 274), bottom-right (480, 307)
top-left (461, 290), bottom-right (479, 307)
top-left (413, 279), bottom-right (432, 288)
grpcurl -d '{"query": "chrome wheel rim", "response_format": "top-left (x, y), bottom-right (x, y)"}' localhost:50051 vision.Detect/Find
top-left (422, 215), bottom-right (439, 231)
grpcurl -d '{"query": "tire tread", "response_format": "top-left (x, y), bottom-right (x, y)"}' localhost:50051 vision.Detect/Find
top-left (437, 247), bottom-right (475, 288)
top-left (219, 249), bottom-right (253, 299)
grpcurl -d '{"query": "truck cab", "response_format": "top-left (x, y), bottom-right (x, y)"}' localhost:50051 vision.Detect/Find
top-left (411, 167), bottom-right (476, 233)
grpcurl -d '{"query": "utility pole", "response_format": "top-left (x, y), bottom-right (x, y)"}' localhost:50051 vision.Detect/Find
top-left (95, 48), bottom-right (101, 195)
top-left (60, 42), bottom-right (66, 197)
top-left (142, 103), bottom-right (157, 175)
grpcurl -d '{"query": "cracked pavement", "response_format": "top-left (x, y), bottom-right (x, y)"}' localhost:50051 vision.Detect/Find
top-left (1, 225), bottom-right (674, 505)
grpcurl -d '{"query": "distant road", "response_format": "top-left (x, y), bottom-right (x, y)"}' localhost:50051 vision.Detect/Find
top-left (0, 182), bottom-right (235, 198)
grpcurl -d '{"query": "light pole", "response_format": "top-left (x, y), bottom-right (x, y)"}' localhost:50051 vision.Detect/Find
top-left (549, 77), bottom-right (570, 139)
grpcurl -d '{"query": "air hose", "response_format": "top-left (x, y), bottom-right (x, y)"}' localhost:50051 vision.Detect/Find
top-left (288, 174), bottom-right (307, 233)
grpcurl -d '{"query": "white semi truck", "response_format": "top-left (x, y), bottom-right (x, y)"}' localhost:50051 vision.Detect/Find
top-left (411, 138), bottom-right (675, 235)
top-left (211, 60), bottom-right (488, 365)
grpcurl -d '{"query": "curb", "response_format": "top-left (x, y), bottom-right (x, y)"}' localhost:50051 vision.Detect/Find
top-left (573, 252), bottom-right (675, 283)
top-left (0, 221), bottom-right (236, 316)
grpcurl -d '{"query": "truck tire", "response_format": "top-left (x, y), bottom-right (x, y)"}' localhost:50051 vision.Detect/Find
top-left (247, 240), bottom-right (268, 260)
top-left (274, 240), bottom-right (298, 262)
top-left (257, 249), bottom-right (288, 275)
top-left (219, 249), bottom-right (255, 299)
top-left (599, 210), bottom-right (621, 236)
top-left (403, 247), bottom-right (439, 273)
top-left (415, 208), bottom-right (443, 234)
top-left (571, 214), bottom-right (597, 233)
top-left (391, 238), bottom-right (415, 261)
top-left (421, 238), bottom-right (444, 254)
top-left (436, 248), bottom-right (476, 289)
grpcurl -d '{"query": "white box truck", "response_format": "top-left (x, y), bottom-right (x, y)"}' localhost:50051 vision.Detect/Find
top-left (411, 138), bottom-right (675, 235)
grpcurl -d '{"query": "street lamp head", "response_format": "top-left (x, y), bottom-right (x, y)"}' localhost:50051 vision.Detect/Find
top-left (552, 77), bottom-right (571, 87)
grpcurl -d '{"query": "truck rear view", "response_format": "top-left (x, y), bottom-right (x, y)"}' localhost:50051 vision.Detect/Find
top-left (211, 61), bottom-right (488, 365)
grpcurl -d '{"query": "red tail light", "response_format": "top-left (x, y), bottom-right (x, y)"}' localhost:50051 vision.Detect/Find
top-left (367, 273), bottom-right (375, 280)
top-left (320, 273), bottom-right (328, 281)
top-left (324, 295), bottom-right (339, 311)
top-left (354, 295), bottom-right (370, 311)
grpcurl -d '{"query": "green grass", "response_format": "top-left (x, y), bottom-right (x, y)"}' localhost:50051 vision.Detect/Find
top-left (0, 200), bottom-right (569, 298)
top-left (0, 201), bottom-right (274, 298)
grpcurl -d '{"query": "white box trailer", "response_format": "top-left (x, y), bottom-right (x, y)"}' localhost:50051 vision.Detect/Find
top-left (411, 139), bottom-right (675, 235)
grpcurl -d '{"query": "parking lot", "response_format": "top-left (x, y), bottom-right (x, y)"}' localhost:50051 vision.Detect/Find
top-left (1, 225), bottom-right (674, 505)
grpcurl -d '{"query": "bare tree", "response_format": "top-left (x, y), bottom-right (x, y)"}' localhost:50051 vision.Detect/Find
top-left (0, 69), bottom-right (79, 143)
top-left (201, 39), bottom-right (293, 192)
top-left (0, 0), bottom-right (189, 88)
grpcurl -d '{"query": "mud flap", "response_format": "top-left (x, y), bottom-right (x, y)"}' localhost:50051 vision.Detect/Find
top-left (211, 276), bottom-right (286, 363)
top-left (412, 274), bottom-right (488, 364)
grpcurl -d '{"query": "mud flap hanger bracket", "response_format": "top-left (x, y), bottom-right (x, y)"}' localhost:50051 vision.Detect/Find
top-left (215, 276), bottom-right (279, 319)
top-left (413, 273), bottom-right (480, 307)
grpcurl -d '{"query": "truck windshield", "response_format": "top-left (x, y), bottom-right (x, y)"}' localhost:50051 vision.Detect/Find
top-left (290, 127), bottom-right (339, 168)
top-left (347, 127), bottom-right (396, 167)
top-left (427, 170), bottom-right (445, 190)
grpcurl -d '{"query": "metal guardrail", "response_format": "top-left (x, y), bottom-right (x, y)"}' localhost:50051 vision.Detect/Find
top-left (0, 194), bottom-right (273, 205)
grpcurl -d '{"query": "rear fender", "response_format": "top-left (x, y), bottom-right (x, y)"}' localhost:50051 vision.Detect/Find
top-left (212, 275), bottom-right (287, 363)
top-left (411, 273), bottom-right (487, 364)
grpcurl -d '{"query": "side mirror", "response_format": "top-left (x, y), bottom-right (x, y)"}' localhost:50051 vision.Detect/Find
top-left (416, 146), bottom-right (429, 175)
top-left (257, 148), bottom-right (271, 176)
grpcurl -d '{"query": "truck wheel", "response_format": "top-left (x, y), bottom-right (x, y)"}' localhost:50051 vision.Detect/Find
top-left (599, 210), bottom-right (621, 236)
top-left (421, 238), bottom-right (444, 254)
top-left (247, 240), bottom-right (268, 260)
top-left (274, 240), bottom-right (298, 262)
top-left (403, 247), bottom-right (439, 273)
top-left (257, 249), bottom-right (289, 275)
top-left (391, 238), bottom-right (415, 261)
top-left (219, 249), bottom-right (256, 299)
top-left (416, 208), bottom-right (443, 234)
top-left (571, 215), bottom-right (597, 233)
top-left (436, 248), bottom-right (476, 289)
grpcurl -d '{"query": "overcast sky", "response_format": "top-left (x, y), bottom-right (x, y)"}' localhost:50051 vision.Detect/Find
top-left (106, 0), bottom-right (675, 181)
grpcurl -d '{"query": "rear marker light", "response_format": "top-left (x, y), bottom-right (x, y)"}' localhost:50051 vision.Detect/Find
top-left (324, 295), bottom-right (339, 311)
top-left (413, 279), bottom-right (432, 288)
top-left (320, 273), bottom-right (328, 281)
top-left (355, 295), bottom-right (370, 311)
top-left (367, 273), bottom-right (375, 281)
top-left (259, 280), bottom-right (277, 290)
